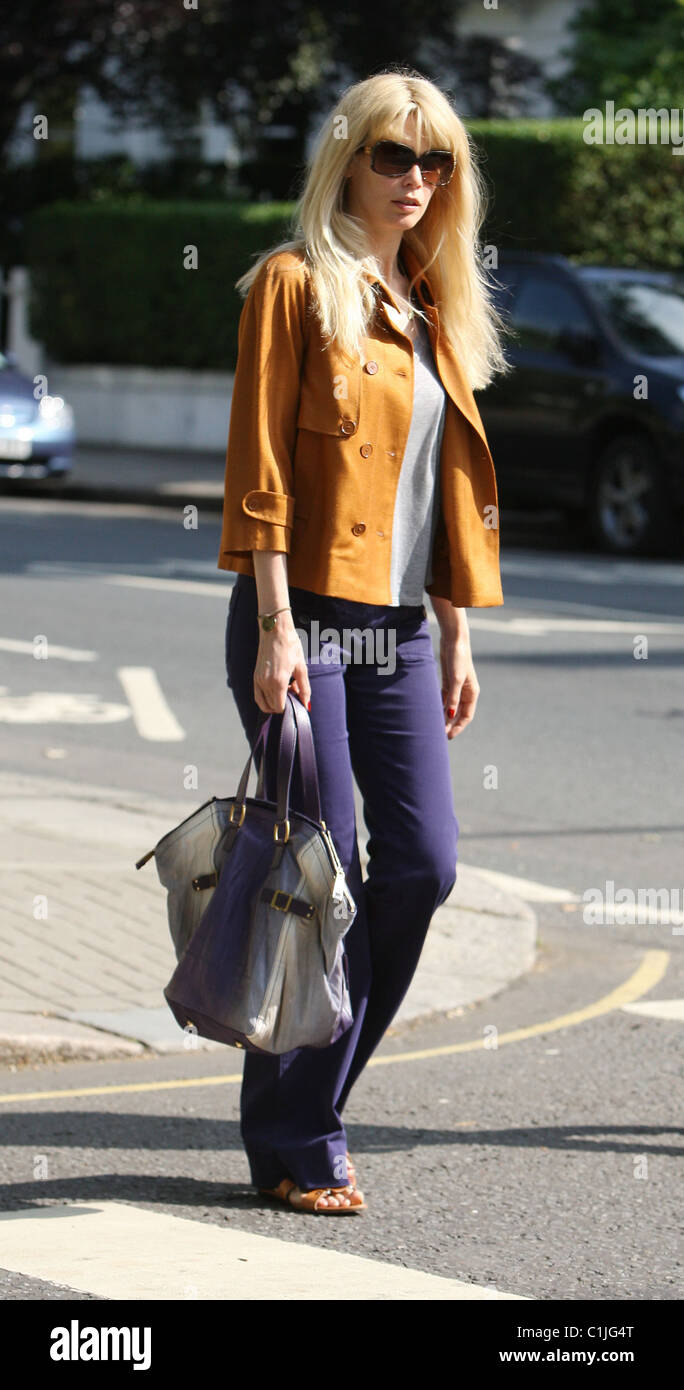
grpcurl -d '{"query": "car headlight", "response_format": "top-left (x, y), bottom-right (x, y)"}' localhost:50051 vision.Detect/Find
top-left (38, 395), bottom-right (74, 429)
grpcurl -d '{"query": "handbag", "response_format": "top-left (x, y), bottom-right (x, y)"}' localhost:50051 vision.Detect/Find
top-left (135, 691), bottom-right (356, 1054)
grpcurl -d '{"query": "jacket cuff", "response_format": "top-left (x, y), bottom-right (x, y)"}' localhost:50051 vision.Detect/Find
top-left (242, 490), bottom-right (295, 527)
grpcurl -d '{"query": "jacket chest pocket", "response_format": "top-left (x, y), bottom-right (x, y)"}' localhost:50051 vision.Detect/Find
top-left (296, 356), bottom-right (361, 438)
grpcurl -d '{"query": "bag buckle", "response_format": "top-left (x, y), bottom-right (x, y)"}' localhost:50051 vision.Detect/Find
top-left (270, 889), bottom-right (293, 911)
top-left (229, 801), bottom-right (246, 826)
top-left (273, 818), bottom-right (290, 842)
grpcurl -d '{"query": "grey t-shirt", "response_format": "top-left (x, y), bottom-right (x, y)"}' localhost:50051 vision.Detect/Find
top-left (387, 311), bottom-right (446, 606)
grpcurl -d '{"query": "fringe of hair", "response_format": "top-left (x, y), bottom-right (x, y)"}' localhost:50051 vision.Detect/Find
top-left (236, 67), bottom-right (512, 391)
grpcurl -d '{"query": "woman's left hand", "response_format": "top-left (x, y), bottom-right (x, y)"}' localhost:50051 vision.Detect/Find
top-left (439, 633), bottom-right (480, 739)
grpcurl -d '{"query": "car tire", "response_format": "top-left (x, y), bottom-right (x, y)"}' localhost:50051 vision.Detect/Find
top-left (588, 434), bottom-right (679, 557)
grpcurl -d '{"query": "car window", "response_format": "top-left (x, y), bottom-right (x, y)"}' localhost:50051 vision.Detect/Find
top-left (511, 274), bottom-right (595, 353)
top-left (580, 277), bottom-right (684, 357)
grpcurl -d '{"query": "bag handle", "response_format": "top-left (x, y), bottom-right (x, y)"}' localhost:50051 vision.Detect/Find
top-left (274, 691), bottom-right (321, 831)
top-left (232, 692), bottom-right (321, 831)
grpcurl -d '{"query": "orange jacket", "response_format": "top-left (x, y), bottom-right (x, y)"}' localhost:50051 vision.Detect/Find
top-left (217, 240), bottom-right (503, 607)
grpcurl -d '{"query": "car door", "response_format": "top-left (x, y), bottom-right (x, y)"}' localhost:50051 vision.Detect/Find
top-left (481, 267), bottom-right (610, 505)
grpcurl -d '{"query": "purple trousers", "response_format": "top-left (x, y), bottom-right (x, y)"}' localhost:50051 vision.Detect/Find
top-left (224, 573), bottom-right (459, 1191)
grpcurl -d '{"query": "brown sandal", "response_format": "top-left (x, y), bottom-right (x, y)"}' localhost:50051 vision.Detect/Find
top-left (259, 1177), bottom-right (366, 1213)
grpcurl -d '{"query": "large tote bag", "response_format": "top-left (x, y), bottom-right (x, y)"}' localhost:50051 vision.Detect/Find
top-left (149, 693), bottom-right (357, 1054)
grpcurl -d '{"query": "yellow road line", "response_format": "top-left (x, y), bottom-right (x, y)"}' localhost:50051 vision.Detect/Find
top-left (0, 949), bottom-right (668, 1104)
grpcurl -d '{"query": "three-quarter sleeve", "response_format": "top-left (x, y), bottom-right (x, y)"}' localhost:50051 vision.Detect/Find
top-left (219, 256), bottom-right (307, 554)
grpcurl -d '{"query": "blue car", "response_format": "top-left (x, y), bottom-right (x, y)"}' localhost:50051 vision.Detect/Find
top-left (0, 350), bottom-right (75, 482)
top-left (480, 253), bottom-right (684, 555)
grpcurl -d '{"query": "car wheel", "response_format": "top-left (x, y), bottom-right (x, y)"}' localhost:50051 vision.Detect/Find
top-left (588, 434), bottom-right (679, 556)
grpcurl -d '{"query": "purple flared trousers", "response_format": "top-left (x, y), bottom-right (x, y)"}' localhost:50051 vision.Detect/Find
top-left (224, 573), bottom-right (459, 1191)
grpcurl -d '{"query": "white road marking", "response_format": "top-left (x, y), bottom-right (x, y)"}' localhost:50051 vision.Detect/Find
top-left (107, 574), bottom-right (228, 598)
top-left (0, 1201), bottom-right (525, 1301)
top-left (468, 616), bottom-right (684, 635)
top-left (117, 666), bottom-right (185, 741)
top-left (0, 689), bottom-right (130, 724)
top-left (621, 999), bottom-right (684, 1021)
top-left (468, 866), bottom-right (580, 903)
top-left (0, 637), bottom-right (97, 661)
top-left (583, 907), bottom-right (684, 929)
top-left (472, 871), bottom-right (684, 929)
top-left (501, 555), bottom-right (684, 587)
top-left (157, 481), bottom-right (224, 497)
top-left (102, 576), bottom-right (684, 633)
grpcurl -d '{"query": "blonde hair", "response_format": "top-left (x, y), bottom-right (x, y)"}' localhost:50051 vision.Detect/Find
top-left (236, 67), bottom-right (510, 390)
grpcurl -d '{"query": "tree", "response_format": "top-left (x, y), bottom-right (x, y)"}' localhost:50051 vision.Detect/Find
top-left (545, 0), bottom-right (684, 112)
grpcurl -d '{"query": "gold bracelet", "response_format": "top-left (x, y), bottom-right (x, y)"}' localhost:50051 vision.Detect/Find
top-left (257, 605), bottom-right (292, 632)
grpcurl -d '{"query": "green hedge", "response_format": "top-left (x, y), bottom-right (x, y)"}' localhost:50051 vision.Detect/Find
top-left (0, 154), bottom-right (246, 270)
top-left (25, 199), bottom-right (295, 368)
top-left (24, 120), bottom-right (684, 368)
top-left (468, 119), bottom-right (684, 268)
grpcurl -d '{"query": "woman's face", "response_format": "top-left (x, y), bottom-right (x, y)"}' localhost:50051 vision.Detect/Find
top-left (344, 116), bottom-right (438, 237)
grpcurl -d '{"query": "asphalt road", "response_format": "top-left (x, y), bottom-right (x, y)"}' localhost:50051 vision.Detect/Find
top-left (0, 495), bottom-right (682, 1305)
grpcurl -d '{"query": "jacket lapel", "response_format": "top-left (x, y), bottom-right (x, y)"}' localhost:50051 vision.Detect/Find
top-left (396, 241), bottom-right (492, 459)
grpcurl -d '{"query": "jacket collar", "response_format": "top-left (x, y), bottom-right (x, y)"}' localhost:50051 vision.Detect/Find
top-left (363, 240), bottom-right (490, 457)
top-left (362, 239), bottom-right (436, 315)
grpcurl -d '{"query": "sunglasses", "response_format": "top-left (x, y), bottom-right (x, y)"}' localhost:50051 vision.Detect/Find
top-left (356, 139), bottom-right (455, 187)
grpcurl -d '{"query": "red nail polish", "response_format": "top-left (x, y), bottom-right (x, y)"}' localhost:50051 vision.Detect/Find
top-left (448, 707), bottom-right (456, 718)
top-left (307, 700), bottom-right (312, 711)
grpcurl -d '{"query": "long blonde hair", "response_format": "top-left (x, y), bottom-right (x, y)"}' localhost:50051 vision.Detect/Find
top-left (236, 68), bottom-right (510, 390)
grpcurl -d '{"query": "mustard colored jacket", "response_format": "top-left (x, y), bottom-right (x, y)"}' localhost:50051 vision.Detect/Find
top-left (217, 240), bottom-right (503, 607)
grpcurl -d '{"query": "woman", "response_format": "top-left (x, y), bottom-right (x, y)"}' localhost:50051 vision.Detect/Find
top-left (219, 68), bottom-right (509, 1213)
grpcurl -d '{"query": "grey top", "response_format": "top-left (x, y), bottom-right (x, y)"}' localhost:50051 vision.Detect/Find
top-left (387, 310), bottom-right (447, 606)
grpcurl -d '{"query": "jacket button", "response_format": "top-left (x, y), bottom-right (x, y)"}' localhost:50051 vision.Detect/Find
top-left (351, 523), bottom-right (366, 536)
top-left (359, 443), bottom-right (373, 458)
top-left (340, 418), bottom-right (356, 435)
top-left (364, 361), bottom-right (378, 374)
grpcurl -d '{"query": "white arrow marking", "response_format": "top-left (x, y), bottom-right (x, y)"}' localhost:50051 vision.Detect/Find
top-left (117, 667), bottom-right (185, 741)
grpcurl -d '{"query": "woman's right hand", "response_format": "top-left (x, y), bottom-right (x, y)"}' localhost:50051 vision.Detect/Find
top-left (253, 614), bottom-right (312, 715)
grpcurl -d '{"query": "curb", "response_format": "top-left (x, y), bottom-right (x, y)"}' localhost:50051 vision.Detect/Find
top-left (5, 478), bottom-right (225, 513)
top-left (0, 855), bottom-right (537, 1069)
top-left (0, 618), bottom-right (538, 1068)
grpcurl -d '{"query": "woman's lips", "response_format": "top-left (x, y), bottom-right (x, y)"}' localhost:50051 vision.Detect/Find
top-left (392, 199), bottom-right (419, 209)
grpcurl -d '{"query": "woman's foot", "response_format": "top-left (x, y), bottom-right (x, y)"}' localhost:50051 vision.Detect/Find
top-left (259, 1177), bottom-right (366, 1213)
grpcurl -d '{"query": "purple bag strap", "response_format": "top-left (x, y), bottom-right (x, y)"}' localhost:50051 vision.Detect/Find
top-left (275, 691), bottom-right (321, 825)
top-left (233, 692), bottom-right (321, 824)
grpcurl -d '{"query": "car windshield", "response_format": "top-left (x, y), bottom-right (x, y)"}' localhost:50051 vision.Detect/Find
top-left (579, 273), bottom-right (684, 357)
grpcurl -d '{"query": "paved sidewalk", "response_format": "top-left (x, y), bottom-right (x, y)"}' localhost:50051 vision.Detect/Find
top-left (0, 769), bottom-right (537, 1064)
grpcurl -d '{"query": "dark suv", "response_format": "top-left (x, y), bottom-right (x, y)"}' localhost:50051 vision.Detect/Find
top-left (479, 252), bottom-right (684, 555)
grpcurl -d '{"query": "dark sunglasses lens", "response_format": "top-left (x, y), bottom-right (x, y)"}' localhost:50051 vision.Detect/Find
top-left (373, 141), bottom-right (413, 176)
top-left (421, 153), bottom-right (454, 185)
top-left (372, 142), bottom-right (454, 185)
